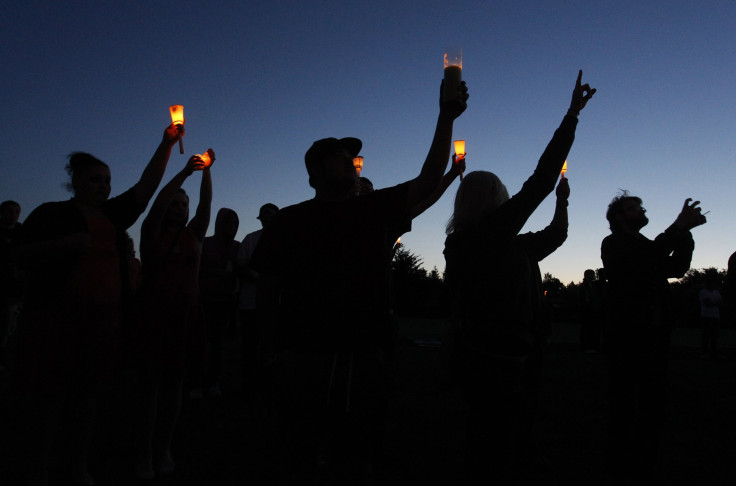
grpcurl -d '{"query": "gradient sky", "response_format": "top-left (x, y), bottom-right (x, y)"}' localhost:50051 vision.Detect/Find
top-left (2, 1), bottom-right (734, 284)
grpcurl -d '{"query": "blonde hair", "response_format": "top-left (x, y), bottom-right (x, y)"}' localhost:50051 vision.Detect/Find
top-left (446, 171), bottom-right (509, 234)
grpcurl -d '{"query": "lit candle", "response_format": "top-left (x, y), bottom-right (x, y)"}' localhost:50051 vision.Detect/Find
top-left (560, 160), bottom-right (567, 178)
top-left (197, 151), bottom-right (212, 168)
top-left (443, 47), bottom-right (463, 103)
top-left (169, 105), bottom-right (185, 154)
top-left (353, 156), bottom-right (364, 178)
top-left (453, 140), bottom-right (465, 181)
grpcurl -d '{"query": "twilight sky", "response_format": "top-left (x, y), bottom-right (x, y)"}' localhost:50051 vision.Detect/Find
top-left (2, 0), bottom-right (734, 284)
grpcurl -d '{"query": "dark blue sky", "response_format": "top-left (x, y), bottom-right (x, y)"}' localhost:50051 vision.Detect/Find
top-left (2, 0), bottom-right (734, 282)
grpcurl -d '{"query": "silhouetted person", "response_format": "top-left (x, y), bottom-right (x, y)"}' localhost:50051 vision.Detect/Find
top-left (14, 124), bottom-right (182, 486)
top-left (237, 203), bottom-right (278, 396)
top-left (601, 192), bottom-right (707, 484)
top-left (194, 207), bottom-right (240, 398)
top-left (252, 79), bottom-right (468, 484)
top-left (725, 252), bottom-right (736, 328)
top-left (134, 150), bottom-right (213, 480)
top-left (443, 71), bottom-right (595, 484)
top-left (1, 200), bottom-right (23, 373)
top-left (579, 268), bottom-right (603, 353)
top-left (699, 272), bottom-right (724, 359)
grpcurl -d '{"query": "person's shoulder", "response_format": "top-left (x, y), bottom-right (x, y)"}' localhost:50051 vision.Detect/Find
top-left (25, 199), bottom-right (74, 220)
top-left (243, 229), bottom-right (262, 242)
top-left (279, 200), bottom-right (315, 216)
top-left (601, 232), bottom-right (616, 245)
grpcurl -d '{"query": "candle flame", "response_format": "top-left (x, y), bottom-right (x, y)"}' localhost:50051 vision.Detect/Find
top-left (560, 160), bottom-right (567, 177)
top-left (353, 156), bottom-right (364, 177)
top-left (197, 151), bottom-right (212, 168)
top-left (169, 105), bottom-right (184, 126)
top-left (443, 48), bottom-right (462, 68)
top-left (454, 140), bottom-right (465, 156)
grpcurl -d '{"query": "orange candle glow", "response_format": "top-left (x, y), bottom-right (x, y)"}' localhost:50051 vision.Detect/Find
top-left (443, 47), bottom-right (463, 103)
top-left (453, 140), bottom-right (465, 157)
top-left (453, 140), bottom-right (465, 181)
top-left (560, 160), bottom-right (568, 178)
top-left (353, 156), bottom-right (364, 177)
top-left (169, 105), bottom-right (185, 154)
top-left (198, 151), bottom-right (212, 168)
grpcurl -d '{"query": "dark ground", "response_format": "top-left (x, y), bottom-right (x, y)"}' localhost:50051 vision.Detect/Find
top-left (1, 319), bottom-right (735, 485)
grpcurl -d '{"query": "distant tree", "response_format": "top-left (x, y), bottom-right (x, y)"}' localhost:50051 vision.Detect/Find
top-left (542, 272), bottom-right (564, 296)
top-left (392, 245), bottom-right (427, 279)
top-left (392, 246), bottom-right (447, 317)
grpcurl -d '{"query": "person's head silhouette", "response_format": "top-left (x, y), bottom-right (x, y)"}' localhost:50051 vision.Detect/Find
top-left (304, 137), bottom-right (362, 199)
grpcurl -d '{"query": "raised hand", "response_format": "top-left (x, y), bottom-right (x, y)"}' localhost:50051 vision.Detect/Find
top-left (204, 148), bottom-right (216, 169)
top-left (186, 154), bottom-right (206, 174)
top-left (440, 80), bottom-right (469, 120)
top-left (451, 154), bottom-right (466, 178)
top-left (674, 198), bottom-right (707, 230)
top-left (556, 176), bottom-right (570, 202)
top-left (569, 70), bottom-right (596, 115)
top-left (163, 123), bottom-right (184, 146)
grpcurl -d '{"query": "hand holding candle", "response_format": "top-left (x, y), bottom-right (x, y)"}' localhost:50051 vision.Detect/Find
top-left (169, 105), bottom-right (185, 154)
top-left (196, 148), bottom-right (215, 169)
top-left (453, 140), bottom-right (466, 180)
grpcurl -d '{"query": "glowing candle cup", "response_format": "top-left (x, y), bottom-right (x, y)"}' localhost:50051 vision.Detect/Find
top-left (560, 160), bottom-right (568, 178)
top-left (353, 156), bottom-right (364, 178)
top-left (169, 105), bottom-right (185, 154)
top-left (453, 139), bottom-right (465, 180)
top-left (443, 47), bottom-right (463, 103)
top-left (198, 151), bottom-right (212, 168)
top-left (353, 156), bottom-right (364, 196)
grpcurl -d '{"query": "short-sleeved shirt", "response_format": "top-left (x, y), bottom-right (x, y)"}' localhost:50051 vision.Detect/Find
top-left (252, 183), bottom-right (411, 352)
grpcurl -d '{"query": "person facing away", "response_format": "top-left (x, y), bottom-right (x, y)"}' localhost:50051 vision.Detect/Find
top-left (251, 79), bottom-right (468, 483)
top-left (600, 191), bottom-right (706, 483)
top-left (237, 203), bottom-right (278, 395)
top-left (194, 207), bottom-right (240, 398)
top-left (443, 70), bottom-right (594, 484)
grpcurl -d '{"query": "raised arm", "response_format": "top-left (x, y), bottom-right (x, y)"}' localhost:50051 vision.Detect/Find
top-left (187, 149), bottom-right (214, 242)
top-left (652, 198), bottom-right (705, 278)
top-left (410, 154), bottom-right (465, 219)
top-left (131, 124), bottom-right (184, 211)
top-left (550, 176), bottom-right (570, 230)
top-left (141, 155), bottom-right (203, 256)
top-left (405, 81), bottom-right (469, 209)
top-left (492, 71), bottom-right (596, 238)
top-left (519, 177), bottom-right (570, 262)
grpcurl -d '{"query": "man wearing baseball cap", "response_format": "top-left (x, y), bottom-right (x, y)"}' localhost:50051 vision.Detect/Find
top-left (252, 81), bottom-right (468, 483)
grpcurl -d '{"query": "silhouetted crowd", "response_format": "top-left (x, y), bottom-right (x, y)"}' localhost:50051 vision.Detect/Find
top-left (1, 71), bottom-right (734, 486)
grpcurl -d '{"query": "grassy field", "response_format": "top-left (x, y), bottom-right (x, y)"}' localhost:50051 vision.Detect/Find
top-left (1, 319), bottom-right (735, 485)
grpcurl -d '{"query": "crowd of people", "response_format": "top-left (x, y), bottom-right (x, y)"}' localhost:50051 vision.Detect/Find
top-left (0, 70), bottom-right (732, 486)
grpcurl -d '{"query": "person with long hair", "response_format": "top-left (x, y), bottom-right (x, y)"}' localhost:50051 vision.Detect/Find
top-left (15, 125), bottom-right (183, 486)
top-left (134, 149), bottom-right (213, 480)
top-left (443, 71), bottom-right (595, 483)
